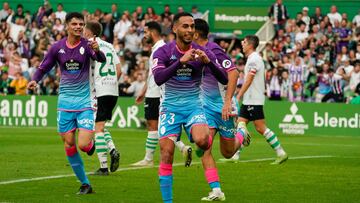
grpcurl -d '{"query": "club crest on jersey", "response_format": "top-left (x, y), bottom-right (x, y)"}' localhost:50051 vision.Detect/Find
top-left (222, 59), bottom-right (232, 69)
top-left (170, 54), bottom-right (177, 60)
top-left (79, 47), bottom-right (84, 55)
top-left (58, 49), bottom-right (65, 54)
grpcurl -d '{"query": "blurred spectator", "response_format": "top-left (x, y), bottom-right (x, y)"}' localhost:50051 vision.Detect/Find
top-left (267, 68), bottom-right (282, 100)
top-left (289, 57), bottom-right (305, 102)
top-left (312, 7), bottom-right (324, 24)
top-left (352, 9), bottom-right (360, 27)
top-left (349, 61), bottom-right (360, 93)
top-left (146, 7), bottom-right (159, 21)
top-left (9, 71), bottom-right (28, 95)
top-left (6, 11), bottom-right (26, 43)
top-left (295, 21), bottom-right (308, 42)
top-left (322, 68), bottom-right (345, 102)
top-left (124, 72), bottom-right (145, 97)
top-left (114, 13), bottom-right (131, 40)
top-left (177, 6), bottom-right (184, 14)
top-left (280, 70), bottom-right (290, 99)
top-left (111, 3), bottom-right (120, 22)
top-left (135, 6), bottom-right (144, 22)
top-left (124, 25), bottom-right (142, 54)
top-left (160, 4), bottom-right (172, 19)
top-left (191, 5), bottom-right (203, 19)
top-left (54, 3), bottom-right (66, 23)
top-left (301, 7), bottom-right (310, 31)
top-left (316, 63), bottom-right (332, 102)
top-left (268, 0), bottom-right (289, 32)
top-left (0, 2), bottom-right (10, 20)
top-left (101, 14), bottom-right (115, 43)
top-left (0, 71), bottom-right (14, 95)
top-left (327, 5), bottom-right (342, 26)
top-left (13, 4), bottom-right (25, 23)
top-left (118, 75), bottom-right (132, 96)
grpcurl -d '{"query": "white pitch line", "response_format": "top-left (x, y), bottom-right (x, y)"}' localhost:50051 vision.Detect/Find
top-left (0, 155), bottom-right (335, 186)
top-left (287, 143), bottom-right (360, 147)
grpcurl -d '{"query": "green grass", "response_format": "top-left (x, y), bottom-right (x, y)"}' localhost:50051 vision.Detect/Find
top-left (0, 127), bottom-right (360, 202)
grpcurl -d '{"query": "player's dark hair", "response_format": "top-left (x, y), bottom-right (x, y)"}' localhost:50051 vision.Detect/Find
top-left (172, 12), bottom-right (193, 28)
top-left (65, 12), bottom-right (84, 24)
top-left (85, 21), bottom-right (103, 37)
top-left (245, 35), bottom-right (259, 49)
top-left (145, 21), bottom-right (161, 35)
top-left (194, 18), bottom-right (209, 39)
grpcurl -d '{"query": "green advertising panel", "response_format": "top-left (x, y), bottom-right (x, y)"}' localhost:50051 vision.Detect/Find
top-left (0, 96), bottom-right (144, 129)
top-left (1, 96), bottom-right (358, 136)
top-left (214, 7), bottom-right (269, 35)
top-left (260, 101), bottom-right (360, 136)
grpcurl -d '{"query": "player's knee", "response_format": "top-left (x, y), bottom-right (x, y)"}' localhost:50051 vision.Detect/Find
top-left (195, 135), bottom-right (210, 151)
top-left (78, 140), bottom-right (94, 152)
top-left (220, 148), bottom-right (234, 159)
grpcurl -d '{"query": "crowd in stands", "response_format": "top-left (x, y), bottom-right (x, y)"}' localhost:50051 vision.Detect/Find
top-left (0, 0), bottom-right (359, 104)
top-left (264, 1), bottom-right (360, 103)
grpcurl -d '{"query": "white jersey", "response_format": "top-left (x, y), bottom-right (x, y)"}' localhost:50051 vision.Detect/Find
top-left (145, 39), bottom-right (165, 98)
top-left (243, 51), bottom-right (265, 105)
top-left (91, 37), bottom-right (120, 97)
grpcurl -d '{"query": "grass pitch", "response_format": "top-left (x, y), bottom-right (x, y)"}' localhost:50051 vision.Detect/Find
top-left (0, 127), bottom-right (359, 202)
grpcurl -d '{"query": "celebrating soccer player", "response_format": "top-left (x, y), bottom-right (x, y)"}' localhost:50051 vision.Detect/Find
top-left (27, 12), bottom-right (106, 194)
top-left (131, 21), bottom-right (192, 167)
top-left (152, 13), bottom-right (227, 203)
top-left (84, 21), bottom-right (121, 175)
top-left (193, 18), bottom-right (250, 201)
top-left (236, 35), bottom-right (288, 164)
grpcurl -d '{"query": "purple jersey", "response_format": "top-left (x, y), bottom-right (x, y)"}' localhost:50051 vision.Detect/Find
top-left (201, 42), bottom-right (235, 112)
top-left (152, 41), bottom-right (218, 109)
top-left (33, 37), bottom-right (105, 111)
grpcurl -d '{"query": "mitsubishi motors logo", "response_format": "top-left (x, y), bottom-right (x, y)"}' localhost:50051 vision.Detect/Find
top-left (279, 103), bottom-right (309, 135)
top-left (283, 103), bottom-right (305, 123)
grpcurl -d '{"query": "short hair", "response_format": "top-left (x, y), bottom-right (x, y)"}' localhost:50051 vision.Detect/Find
top-left (65, 12), bottom-right (84, 24)
top-left (245, 35), bottom-right (259, 49)
top-left (194, 18), bottom-right (209, 39)
top-left (145, 21), bottom-right (161, 35)
top-left (85, 21), bottom-right (103, 37)
top-left (172, 12), bottom-right (193, 28)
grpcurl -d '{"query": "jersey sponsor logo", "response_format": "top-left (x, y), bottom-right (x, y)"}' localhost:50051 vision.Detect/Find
top-left (58, 49), bottom-right (65, 54)
top-left (64, 59), bottom-right (82, 73)
top-left (79, 47), bottom-right (85, 55)
top-left (222, 59), bottom-right (232, 69)
top-left (175, 66), bottom-right (192, 81)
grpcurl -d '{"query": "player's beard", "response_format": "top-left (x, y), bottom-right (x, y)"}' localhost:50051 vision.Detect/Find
top-left (180, 33), bottom-right (193, 45)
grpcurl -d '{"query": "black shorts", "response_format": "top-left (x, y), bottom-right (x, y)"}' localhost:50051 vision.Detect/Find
top-left (96, 96), bottom-right (118, 122)
top-left (239, 105), bottom-right (265, 121)
top-left (144, 97), bottom-right (160, 120)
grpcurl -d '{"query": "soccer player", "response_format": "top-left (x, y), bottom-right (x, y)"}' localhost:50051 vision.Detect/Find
top-left (193, 18), bottom-right (250, 201)
top-left (236, 35), bottom-right (288, 165)
top-left (84, 21), bottom-right (121, 175)
top-left (152, 13), bottom-right (228, 203)
top-left (27, 12), bottom-right (106, 194)
top-left (131, 21), bottom-right (192, 167)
